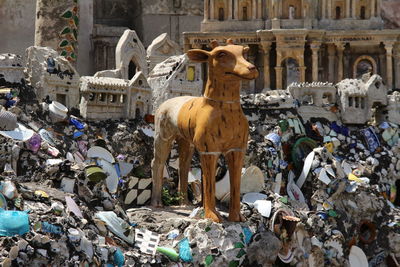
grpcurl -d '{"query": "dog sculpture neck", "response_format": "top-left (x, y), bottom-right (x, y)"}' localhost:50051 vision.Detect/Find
top-left (203, 74), bottom-right (241, 103)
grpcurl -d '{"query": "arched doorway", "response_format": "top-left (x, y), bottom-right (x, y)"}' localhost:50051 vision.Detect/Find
top-left (136, 101), bottom-right (144, 119)
top-left (128, 61), bottom-right (137, 80)
top-left (282, 58), bottom-right (300, 89)
top-left (353, 56), bottom-right (377, 78)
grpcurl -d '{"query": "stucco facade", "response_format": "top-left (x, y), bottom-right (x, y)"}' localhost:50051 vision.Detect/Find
top-left (184, 0), bottom-right (400, 93)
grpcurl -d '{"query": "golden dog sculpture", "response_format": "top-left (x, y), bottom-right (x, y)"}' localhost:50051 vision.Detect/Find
top-left (151, 39), bottom-right (259, 222)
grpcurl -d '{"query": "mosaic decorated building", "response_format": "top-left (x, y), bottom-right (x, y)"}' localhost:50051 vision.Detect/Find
top-left (183, 0), bottom-right (400, 93)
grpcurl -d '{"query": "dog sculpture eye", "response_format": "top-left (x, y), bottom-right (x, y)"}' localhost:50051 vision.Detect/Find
top-left (217, 52), bottom-right (227, 58)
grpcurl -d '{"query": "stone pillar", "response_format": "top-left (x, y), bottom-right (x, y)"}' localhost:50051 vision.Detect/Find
top-left (252, 0), bottom-right (257, 20)
top-left (275, 67), bottom-right (283, 89)
top-left (210, 0), bottom-right (215, 20)
top-left (184, 38), bottom-right (191, 52)
top-left (377, 0), bottom-right (381, 17)
top-left (298, 54), bottom-right (306, 82)
top-left (234, 0), bottom-right (239, 19)
top-left (346, 0), bottom-right (351, 18)
top-left (336, 43), bottom-right (345, 81)
top-left (371, 0), bottom-right (376, 17)
top-left (311, 44), bottom-right (320, 81)
top-left (299, 66), bottom-right (307, 82)
top-left (273, 0), bottom-right (279, 19)
top-left (228, 0), bottom-right (233, 19)
top-left (328, 44), bottom-right (336, 82)
top-left (394, 47), bottom-right (400, 89)
top-left (35, 0), bottom-right (79, 62)
top-left (204, 0), bottom-right (209, 21)
top-left (260, 42), bottom-right (271, 89)
top-left (327, 0), bottom-right (332, 19)
top-left (275, 49), bottom-right (283, 89)
top-left (385, 42), bottom-right (394, 89)
top-left (351, 0), bottom-right (356, 18)
top-left (258, 0), bottom-right (262, 19)
top-left (322, 0), bottom-right (326, 19)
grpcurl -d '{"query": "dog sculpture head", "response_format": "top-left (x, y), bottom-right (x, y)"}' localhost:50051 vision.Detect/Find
top-left (187, 39), bottom-right (259, 81)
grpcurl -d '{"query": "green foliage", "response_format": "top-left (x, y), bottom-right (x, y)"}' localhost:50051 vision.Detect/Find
top-left (161, 188), bottom-right (183, 206)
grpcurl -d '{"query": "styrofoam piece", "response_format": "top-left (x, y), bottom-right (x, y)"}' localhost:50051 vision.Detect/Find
top-left (254, 200), bottom-right (272, 217)
top-left (349, 246), bottom-right (368, 267)
top-left (296, 151), bottom-right (315, 188)
top-left (241, 165), bottom-right (265, 194)
top-left (96, 211), bottom-right (134, 245)
top-left (135, 228), bottom-right (160, 255)
top-left (215, 170), bottom-right (230, 200)
top-left (274, 173), bottom-right (282, 194)
top-left (0, 123), bottom-right (34, 141)
top-left (242, 192), bottom-right (268, 207)
top-left (98, 159), bottom-right (119, 194)
top-left (188, 168), bottom-right (201, 183)
top-left (342, 161), bottom-right (352, 175)
top-left (87, 146), bottom-right (115, 163)
top-left (318, 169), bottom-right (332, 185)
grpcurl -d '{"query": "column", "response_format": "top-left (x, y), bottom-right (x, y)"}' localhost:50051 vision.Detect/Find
top-left (184, 38), bottom-right (191, 52)
top-left (210, 0), bottom-right (215, 20)
top-left (371, 0), bottom-right (376, 17)
top-left (311, 44), bottom-right (320, 81)
top-left (351, 0), bottom-right (356, 18)
top-left (298, 55), bottom-right (306, 83)
top-left (275, 67), bottom-right (283, 89)
top-left (336, 43), bottom-right (345, 81)
top-left (346, 0), bottom-right (351, 18)
top-left (234, 0), bottom-right (239, 19)
top-left (322, 0), bottom-right (326, 19)
top-left (328, 45), bottom-right (336, 82)
top-left (258, 0), bottom-right (262, 19)
top-left (377, 0), bottom-right (381, 17)
top-left (276, 50), bottom-right (283, 89)
top-left (260, 42), bottom-right (271, 89)
top-left (204, 0), bottom-right (209, 21)
top-left (385, 42), bottom-right (394, 89)
top-left (228, 0), bottom-right (233, 19)
top-left (299, 67), bottom-right (307, 82)
top-left (252, 0), bottom-right (257, 20)
top-left (327, 0), bottom-right (332, 19)
top-left (394, 48), bottom-right (400, 89)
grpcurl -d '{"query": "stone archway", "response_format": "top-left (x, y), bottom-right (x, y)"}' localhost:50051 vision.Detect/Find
top-left (282, 57), bottom-right (300, 88)
top-left (115, 30), bottom-right (148, 79)
top-left (353, 55), bottom-right (377, 78)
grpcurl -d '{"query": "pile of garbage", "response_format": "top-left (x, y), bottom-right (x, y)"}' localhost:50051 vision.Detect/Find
top-left (0, 85), bottom-right (399, 266)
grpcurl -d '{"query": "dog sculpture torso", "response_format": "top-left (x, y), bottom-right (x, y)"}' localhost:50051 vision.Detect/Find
top-left (151, 40), bottom-right (259, 222)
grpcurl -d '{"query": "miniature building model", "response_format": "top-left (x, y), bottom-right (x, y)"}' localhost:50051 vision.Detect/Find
top-left (25, 46), bottom-right (80, 108)
top-left (148, 55), bottom-right (203, 110)
top-left (288, 82), bottom-right (338, 121)
top-left (384, 91), bottom-right (400, 125)
top-left (0, 54), bottom-right (25, 85)
top-left (94, 30), bottom-right (148, 79)
top-left (184, 0), bottom-right (400, 93)
top-left (147, 33), bottom-right (182, 72)
top-left (79, 71), bottom-right (152, 120)
top-left (337, 74), bottom-right (387, 124)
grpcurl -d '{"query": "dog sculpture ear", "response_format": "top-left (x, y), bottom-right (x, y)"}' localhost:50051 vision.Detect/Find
top-left (187, 49), bottom-right (211, 62)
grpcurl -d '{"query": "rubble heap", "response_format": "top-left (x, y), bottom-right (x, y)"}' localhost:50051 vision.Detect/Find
top-left (0, 82), bottom-right (399, 266)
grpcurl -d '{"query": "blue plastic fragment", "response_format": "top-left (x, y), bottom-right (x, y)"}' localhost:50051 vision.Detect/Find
top-left (41, 222), bottom-right (62, 235)
top-left (114, 248), bottom-right (125, 267)
top-left (70, 118), bottom-right (85, 130)
top-left (73, 131), bottom-right (84, 139)
top-left (242, 227), bottom-right (253, 245)
top-left (178, 238), bottom-right (193, 262)
top-left (0, 209), bottom-right (29, 236)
